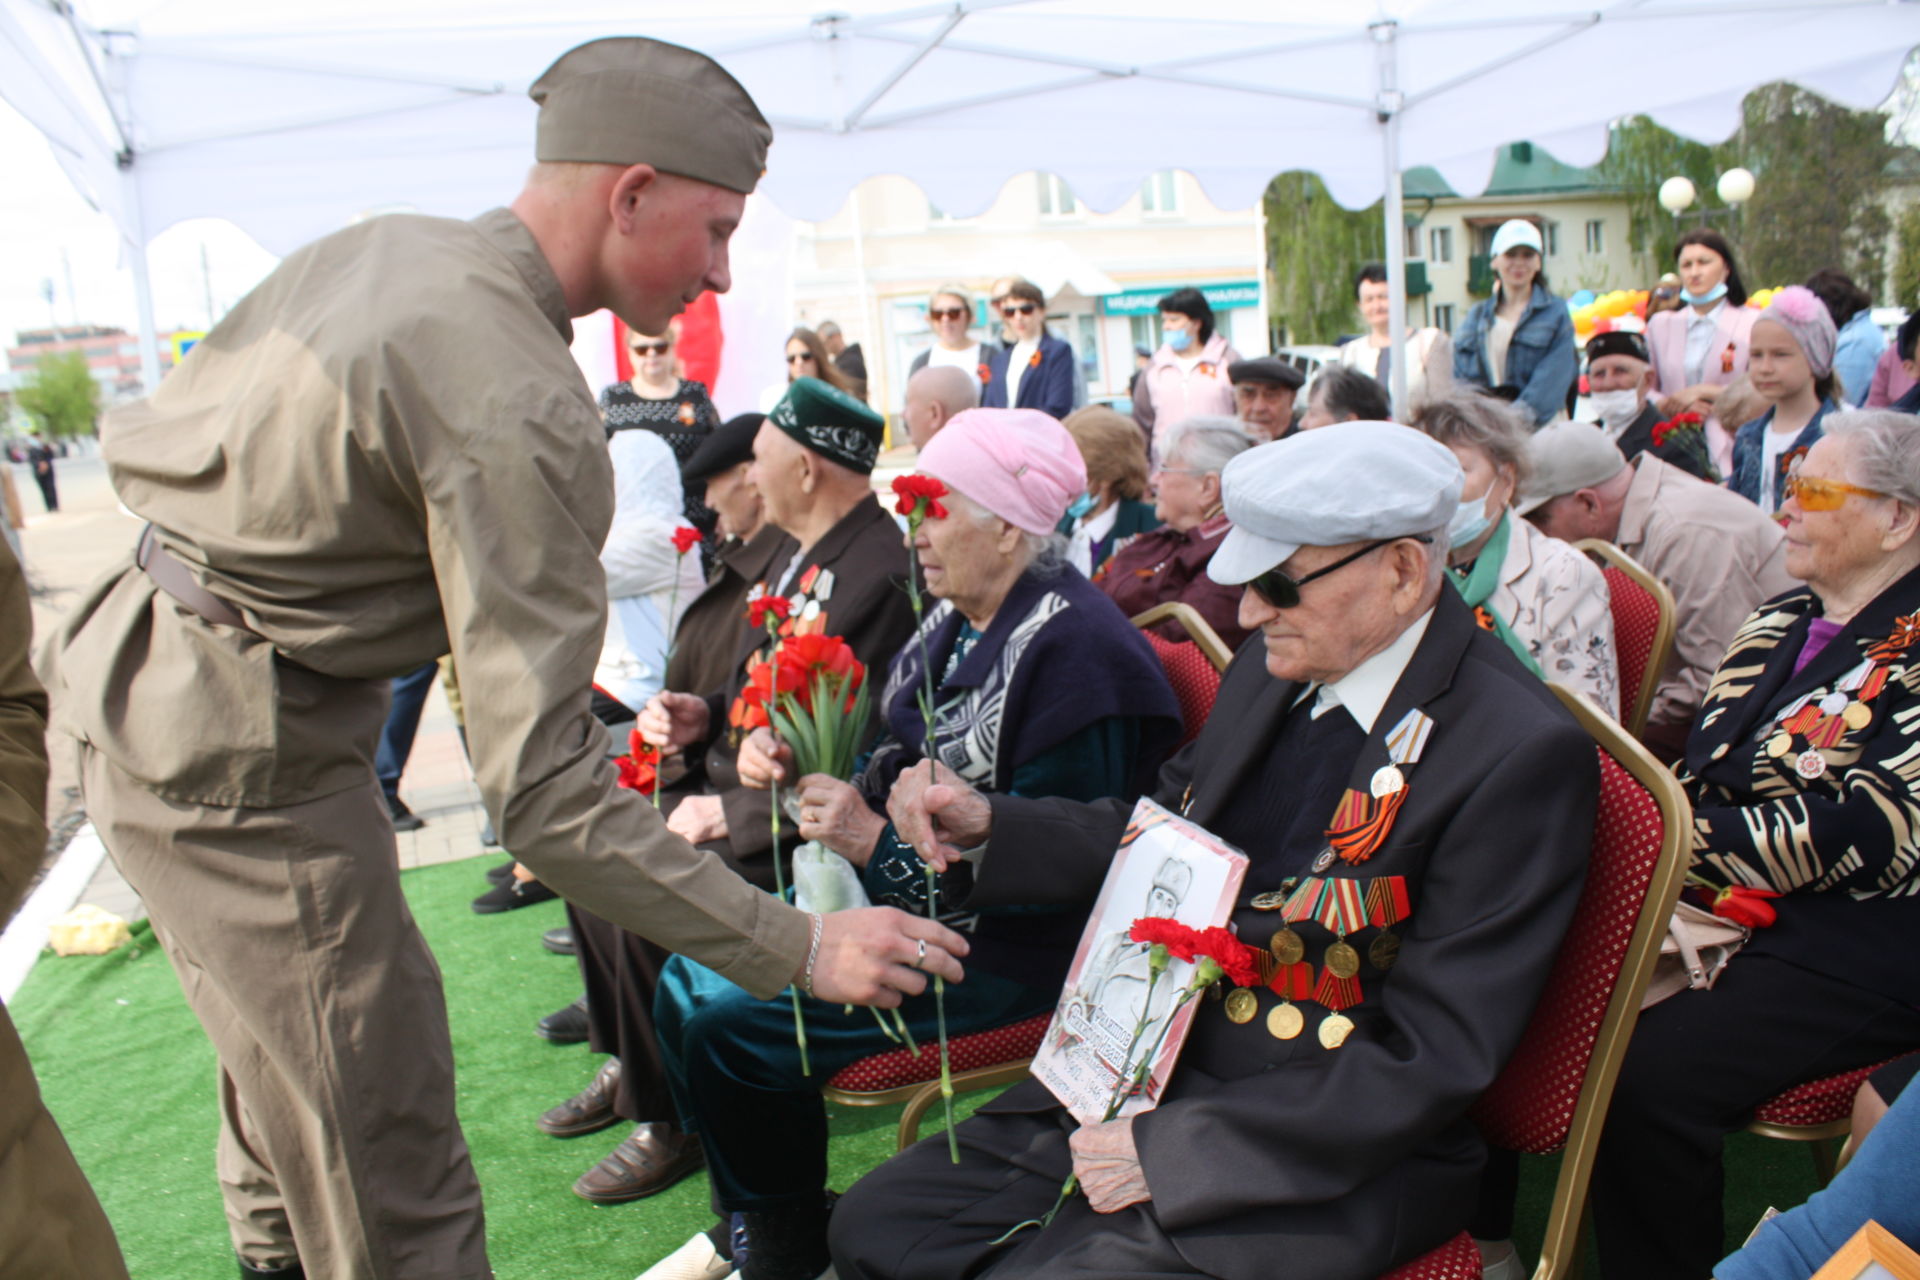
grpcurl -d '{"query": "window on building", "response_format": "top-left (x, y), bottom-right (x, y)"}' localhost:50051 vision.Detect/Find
top-left (1405, 225), bottom-right (1422, 259)
top-left (1433, 303), bottom-right (1456, 332)
top-left (1037, 173), bottom-right (1078, 217)
top-left (1543, 221), bottom-right (1560, 257)
top-left (1429, 226), bottom-right (1454, 264)
top-left (1129, 313), bottom-right (1162, 354)
top-left (1585, 219), bottom-right (1605, 254)
top-left (1139, 170), bottom-right (1179, 215)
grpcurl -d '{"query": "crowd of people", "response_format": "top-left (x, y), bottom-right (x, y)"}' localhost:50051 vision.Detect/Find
top-left (8, 29), bottom-right (1920, 1280)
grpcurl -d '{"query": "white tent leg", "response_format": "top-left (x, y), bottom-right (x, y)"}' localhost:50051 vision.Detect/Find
top-left (123, 164), bottom-right (162, 395)
top-left (1374, 21), bottom-right (1409, 419)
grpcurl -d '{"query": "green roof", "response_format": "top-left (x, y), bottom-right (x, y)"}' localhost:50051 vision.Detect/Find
top-left (1404, 141), bottom-right (1619, 200)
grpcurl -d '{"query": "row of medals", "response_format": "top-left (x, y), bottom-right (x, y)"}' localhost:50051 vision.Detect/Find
top-left (1215, 908), bottom-right (1398, 1050)
top-left (1764, 691), bottom-right (1871, 781)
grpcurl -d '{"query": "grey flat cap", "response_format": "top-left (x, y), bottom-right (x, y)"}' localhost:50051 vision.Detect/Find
top-left (1209, 420), bottom-right (1463, 584)
top-left (531, 37), bottom-right (772, 195)
top-left (1515, 421), bottom-right (1628, 516)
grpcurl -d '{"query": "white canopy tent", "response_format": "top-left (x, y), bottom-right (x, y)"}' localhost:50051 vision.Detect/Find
top-left (3, 0), bottom-right (1916, 409)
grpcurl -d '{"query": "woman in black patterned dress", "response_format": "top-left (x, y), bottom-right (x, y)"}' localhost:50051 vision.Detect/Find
top-left (599, 326), bottom-right (722, 545)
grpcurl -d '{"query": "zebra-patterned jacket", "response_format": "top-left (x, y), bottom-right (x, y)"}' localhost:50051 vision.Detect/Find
top-left (1680, 563), bottom-right (1920, 1003)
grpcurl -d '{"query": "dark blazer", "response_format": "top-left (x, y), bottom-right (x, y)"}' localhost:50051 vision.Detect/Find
top-left (1682, 563), bottom-right (1920, 1006)
top-left (1609, 401), bottom-right (1717, 482)
top-left (1058, 498), bottom-right (1159, 576)
top-left (959, 588), bottom-right (1596, 1279)
top-left (983, 331), bottom-right (1077, 420)
top-left (1095, 518), bottom-right (1253, 651)
top-left (688, 494), bottom-right (916, 867)
top-left (664, 523), bottom-right (788, 701)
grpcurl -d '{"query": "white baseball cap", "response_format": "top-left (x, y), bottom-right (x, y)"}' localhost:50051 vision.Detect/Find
top-left (1489, 219), bottom-right (1544, 258)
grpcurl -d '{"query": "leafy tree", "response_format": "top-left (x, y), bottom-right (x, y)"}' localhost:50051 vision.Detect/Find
top-left (1893, 204), bottom-right (1920, 307)
top-left (14, 351), bottom-right (100, 439)
top-left (1263, 171), bottom-right (1383, 346)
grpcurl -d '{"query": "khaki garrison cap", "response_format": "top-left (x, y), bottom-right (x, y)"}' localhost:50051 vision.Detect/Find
top-left (530, 37), bottom-right (773, 195)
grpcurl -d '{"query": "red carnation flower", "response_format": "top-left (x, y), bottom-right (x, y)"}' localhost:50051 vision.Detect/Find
top-left (1129, 916), bottom-right (1200, 962)
top-left (1195, 926), bottom-right (1260, 988)
top-left (616, 735), bottom-right (660, 795)
top-left (671, 526), bottom-right (704, 555)
top-left (891, 474), bottom-right (950, 521)
top-left (747, 594), bottom-right (793, 630)
top-left (1711, 885), bottom-right (1782, 929)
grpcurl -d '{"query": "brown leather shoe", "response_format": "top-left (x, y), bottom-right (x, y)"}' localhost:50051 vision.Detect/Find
top-left (572, 1123), bottom-right (706, 1204)
top-left (537, 1058), bottom-right (622, 1138)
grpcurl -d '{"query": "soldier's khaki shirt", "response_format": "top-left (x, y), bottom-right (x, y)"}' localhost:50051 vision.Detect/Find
top-left (44, 209), bottom-right (806, 998)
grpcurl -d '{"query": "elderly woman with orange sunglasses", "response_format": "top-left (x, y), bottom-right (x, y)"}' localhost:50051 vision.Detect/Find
top-left (1573, 409), bottom-right (1920, 1280)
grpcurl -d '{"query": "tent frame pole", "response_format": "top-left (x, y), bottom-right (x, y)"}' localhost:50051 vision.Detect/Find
top-left (1374, 21), bottom-right (1410, 419)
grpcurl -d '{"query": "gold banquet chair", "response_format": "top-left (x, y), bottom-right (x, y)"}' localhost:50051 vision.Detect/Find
top-left (1573, 539), bottom-right (1676, 740)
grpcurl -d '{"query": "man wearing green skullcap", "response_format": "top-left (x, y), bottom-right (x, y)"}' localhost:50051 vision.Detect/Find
top-left (41, 37), bottom-right (966, 1280)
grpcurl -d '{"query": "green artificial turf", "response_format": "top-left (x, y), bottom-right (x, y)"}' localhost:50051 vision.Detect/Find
top-left (12, 852), bottom-right (1825, 1278)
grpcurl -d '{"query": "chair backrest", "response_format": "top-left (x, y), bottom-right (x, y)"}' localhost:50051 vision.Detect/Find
top-left (1140, 631), bottom-right (1221, 747)
top-left (1129, 601), bottom-right (1234, 673)
top-left (1574, 539), bottom-right (1676, 739)
top-left (1467, 683), bottom-right (1690, 1280)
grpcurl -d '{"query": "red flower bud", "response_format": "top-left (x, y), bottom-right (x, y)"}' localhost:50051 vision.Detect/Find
top-left (747, 594), bottom-right (793, 629)
top-left (671, 526), bottom-right (704, 555)
top-left (1711, 885), bottom-right (1782, 929)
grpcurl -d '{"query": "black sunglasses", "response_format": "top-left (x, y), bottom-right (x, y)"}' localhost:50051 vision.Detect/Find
top-left (928, 306), bottom-right (968, 321)
top-left (630, 341), bottom-right (671, 356)
top-left (1001, 302), bottom-right (1037, 317)
top-left (1248, 535), bottom-right (1433, 609)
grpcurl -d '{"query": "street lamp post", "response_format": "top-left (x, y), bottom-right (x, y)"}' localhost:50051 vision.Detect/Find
top-left (1660, 167), bottom-right (1756, 227)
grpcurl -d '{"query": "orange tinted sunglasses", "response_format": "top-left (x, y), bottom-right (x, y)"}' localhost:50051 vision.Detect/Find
top-left (1784, 471), bottom-right (1886, 512)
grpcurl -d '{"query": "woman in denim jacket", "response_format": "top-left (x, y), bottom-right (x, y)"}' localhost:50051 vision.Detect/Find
top-left (1452, 219), bottom-right (1578, 427)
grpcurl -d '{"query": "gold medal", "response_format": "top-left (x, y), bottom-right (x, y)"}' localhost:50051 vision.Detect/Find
top-left (1250, 890), bottom-right (1288, 911)
top-left (1844, 702), bottom-right (1872, 730)
top-left (1370, 765), bottom-right (1405, 799)
top-left (1324, 940), bottom-right (1361, 979)
top-left (1224, 988), bottom-right (1258, 1024)
top-left (1369, 931), bottom-right (1401, 972)
top-left (1318, 1012), bottom-right (1355, 1049)
top-left (1267, 1003), bottom-right (1304, 1040)
top-left (1269, 928), bottom-right (1305, 966)
top-left (1765, 733), bottom-right (1793, 759)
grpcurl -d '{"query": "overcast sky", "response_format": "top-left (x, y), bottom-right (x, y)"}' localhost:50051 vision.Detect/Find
top-left (0, 97), bottom-right (278, 351)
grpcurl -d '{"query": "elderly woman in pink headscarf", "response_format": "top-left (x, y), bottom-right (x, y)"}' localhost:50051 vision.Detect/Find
top-left (642, 409), bottom-right (1183, 1280)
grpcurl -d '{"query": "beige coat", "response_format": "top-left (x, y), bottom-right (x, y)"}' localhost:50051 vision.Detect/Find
top-left (1490, 515), bottom-right (1619, 713)
top-left (43, 209), bottom-right (806, 999)
top-left (1615, 454), bottom-right (1797, 737)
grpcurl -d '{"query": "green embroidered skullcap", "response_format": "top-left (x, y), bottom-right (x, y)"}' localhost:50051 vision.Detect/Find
top-left (530, 37), bottom-right (772, 195)
top-left (770, 378), bottom-right (886, 475)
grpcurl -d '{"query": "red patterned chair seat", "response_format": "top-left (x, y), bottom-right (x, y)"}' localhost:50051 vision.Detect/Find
top-left (1141, 632), bottom-right (1221, 746)
top-left (1381, 1231), bottom-right (1481, 1279)
top-left (1601, 564), bottom-right (1660, 726)
top-left (1752, 1052), bottom-right (1920, 1128)
top-left (825, 1013), bottom-right (1051, 1094)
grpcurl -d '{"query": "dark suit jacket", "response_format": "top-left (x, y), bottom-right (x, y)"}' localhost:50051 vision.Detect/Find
top-left (984, 331), bottom-right (1077, 420)
top-left (1682, 563), bottom-right (1920, 1006)
top-left (1609, 401), bottom-right (1717, 482)
top-left (962, 588), bottom-right (1595, 1279)
top-left (664, 523), bottom-right (787, 702)
top-left (689, 494), bottom-right (916, 866)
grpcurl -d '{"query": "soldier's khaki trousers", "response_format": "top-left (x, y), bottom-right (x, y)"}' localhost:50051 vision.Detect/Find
top-left (0, 1000), bottom-right (130, 1279)
top-left (83, 747), bottom-right (490, 1280)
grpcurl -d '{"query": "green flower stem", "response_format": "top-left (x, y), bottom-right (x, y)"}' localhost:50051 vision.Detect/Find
top-left (764, 616), bottom-right (809, 1077)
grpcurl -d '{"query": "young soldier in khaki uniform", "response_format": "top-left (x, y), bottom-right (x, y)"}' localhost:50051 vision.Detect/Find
top-left (41, 37), bottom-right (964, 1280)
top-left (0, 539), bottom-right (131, 1279)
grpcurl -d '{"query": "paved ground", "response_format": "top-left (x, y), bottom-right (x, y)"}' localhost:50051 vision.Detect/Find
top-left (9, 449), bottom-right (495, 945)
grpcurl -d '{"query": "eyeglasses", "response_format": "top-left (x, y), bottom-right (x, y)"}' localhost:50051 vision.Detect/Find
top-left (1151, 466), bottom-right (1206, 478)
top-left (1784, 470), bottom-right (1887, 512)
top-left (1248, 536), bottom-right (1433, 609)
top-left (1001, 303), bottom-right (1037, 317)
top-left (786, 352), bottom-right (815, 365)
top-left (928, 307), bottom-right (968, 321)
top-left (630, 341), bottom-right (671, 357)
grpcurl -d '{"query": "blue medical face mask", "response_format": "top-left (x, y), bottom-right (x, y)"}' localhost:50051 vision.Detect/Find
top-left (1165, 328), bottom-right (1193, 353)
top-left (1681, 281), bottom-right (1728, 306)
top-left (1065, 492), bottom-right (1097, 520)
top-left (1447, 484), bottom-right (1495, 550)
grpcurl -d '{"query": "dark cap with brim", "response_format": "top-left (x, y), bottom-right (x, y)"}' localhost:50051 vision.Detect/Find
top-left (770, 378), bottom-right (886, 474)
top-left (1585, 330), bottom-right (1650, 367)
top-left (1227, 357), bottom-right (1306, 390)
top-left (530, 37), bottom-right (772, 195)
top-left (683, 413), bottom-right (765, 485)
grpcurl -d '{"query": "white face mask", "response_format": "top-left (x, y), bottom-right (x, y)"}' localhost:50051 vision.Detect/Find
top-left (1590, 389), bottom-right (1642, 431)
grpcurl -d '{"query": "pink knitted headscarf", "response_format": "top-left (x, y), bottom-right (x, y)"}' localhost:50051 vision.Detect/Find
top-left (916, 409), bottom-right (1088, 535)
top-left (1758, 285), bottom-right (1838, 379)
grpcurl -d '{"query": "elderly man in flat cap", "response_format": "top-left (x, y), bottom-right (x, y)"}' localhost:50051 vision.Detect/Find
top-left (1520, 421), bottom-right (1795, 760)
top-left (1584, 330), bottom-right (1717, 482)
top-left (543, 377), bottom-right (918, 1208)
top-left (831, 421), bottom-right (1597, 1280)
top-left (1225, 356), bottom-right (1305, 442)
top-left (40, 38), bottom-right (964, 1280)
